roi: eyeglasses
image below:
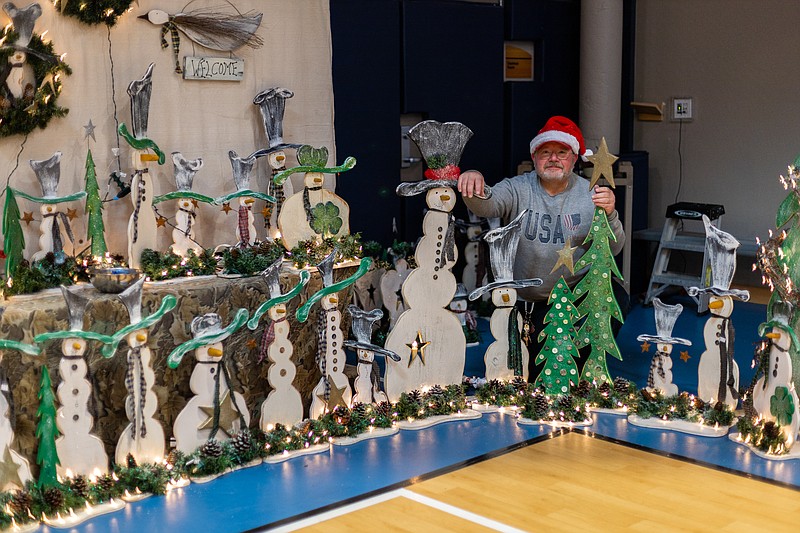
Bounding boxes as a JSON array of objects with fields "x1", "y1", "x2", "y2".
[{"x1": 536, "y1": 148, "x2": 573, "y2": 160}]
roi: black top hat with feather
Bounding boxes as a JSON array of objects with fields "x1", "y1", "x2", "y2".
[
  {"x1": 397, "y1": 120, "x2": 473, "y2": 197},
  {"x1": 343, "y1": 305, "x2": 400, "y2": 361}
]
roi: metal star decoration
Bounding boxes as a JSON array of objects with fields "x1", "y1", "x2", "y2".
[
  {"x1": 261, "y1": 206, "x2": 271, "y2": 219},
  {"x1": 0, "y1": 446, "x2": 24, "y2": 491},
  {"x1": 198, "y1": 390, "x2": 240, "y2": 437},
  {"x1": 221, "y1": 203, "x2": 232, "y2": 214},
  {"x1": 680, "y1": 351, "x2": 691, "y2": 362},
  {"x1": 156, "y1": 216, "x2": 167, "y2": 228},
  {"x1": 83, "y1": 119, "x2": 96, "y2": 142},
  {"x1": 245, "y1": 338, "x2": 258, "y2": 350},
  {"x1": 640, "y1": 340, "x2": 651, "y2": 352},
  {"x1": 66, "y1": 207, "x2": 78, "y2": 221},
  {"x1": 586, "y1": 137, "x2": 618, "y2": 189},
  {"x1": 550, "y1": 237, "x2": 577, "y2": 274},
  {"x1": 406, "y1": 330, "x2": 430, "y2": 367},
  {"x1": 21, "y1": 212, "x2": 34, "y2": 225},
  {"x1": 317, "y1": 378, "x2": 348, "y2": 411}
]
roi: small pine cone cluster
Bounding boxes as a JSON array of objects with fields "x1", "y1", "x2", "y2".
[
  {"x1": 201, "y1": 439, "x2": 223, "y2": 458},
  {"x1": 511, "y1": 376, "x2": 528, "y2": 393},
  {"x1": 613, "y1": 377, "x2": 630, "y2": 396},
  {"x1": 167, "y1": 449, "x2": 185, "y2": 467},
  {"x1": 70, "y1": 475, "x2": 90, "y2": 499},
  {"x1": 532, "y1": 394, "x2": 549, "y2": 417},
  {"x1": 351, "y1": 402, "x2": 369, "y2": 419},
  {"x1": 574, "y1": 380, "x2": 592, "y2": 398},
  {"x1": 231, "y1": 430, "x2": 252, "y2": 456},
  {"x1": 375, "y1": 401, "x2": 392, "y2": 418},
  {"x1": 556, "y1": 394, "x2": 575, "y2": 411},
  {"x1": 43, "y1": 486, "x2": 65, "y2": 510},
  {"x1": 97, "y1": 473, "x2": 115, "y2": 493},
  {"x1": 334, "y1": 406, "x2": 352, "y2": 427},
  {"x1": 9, "y1": 490, "x2": 32, "y2": 515},
  {"x1": 598, "y1": 382, "x2": 612, "y2": 396}
]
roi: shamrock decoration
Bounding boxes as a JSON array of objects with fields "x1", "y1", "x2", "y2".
[
  {"x1": 310, "y1": 201, "x2": 343, "y2": 235},
  {"x1": 770, "y1": 386, "x2": 795, "y2": 427},
  {"x1": 297, "y1": 145, "x2": 328, "y2": 167}
]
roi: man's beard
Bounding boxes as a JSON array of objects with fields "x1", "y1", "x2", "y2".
[{"x1": 538, "y1": 163, "x2": 569, "y2": 181}]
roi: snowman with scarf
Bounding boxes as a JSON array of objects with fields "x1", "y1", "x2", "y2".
[
  {"x1": 345, "y1": 305, "x2": 400, "y2": 404},
  {"x1": 636, "y1": 298, "x2": 691, "y2": 397}
]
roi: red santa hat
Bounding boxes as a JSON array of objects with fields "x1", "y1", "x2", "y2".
[{"x1": 529, "y1": 116, "x2": 593, "y2": 161}]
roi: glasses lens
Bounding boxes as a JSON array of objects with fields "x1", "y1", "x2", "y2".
[{"x1": 537, "y1": 149, "x2": 571, "y2": 160}]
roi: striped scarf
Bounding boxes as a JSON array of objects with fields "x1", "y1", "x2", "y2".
[
  {"x1": 316, "y1": 308, "x2": 331, "y2": 400},
  {"x1": 160, "y1": 20, "x2": 182, "y2": 74},
  {"x1": 43, "y1": 211, "x2": 74, "y2": 254},
  {"x1": 507, "y1": 309, "x2": 523, "y2": 376},
  {"x1": 125, "y1": 345, "x2": 148, "y2": 439},
  {"x1": 237, "y1": 204, "x2": 251, "y2": 246},
  {"x1": 208, "y1": 358, "x2": 248, "y2": 440},
  {"x1": 303, "y1": 185, "x2": 323, "y2": 225},
  {"x1": 647, "y1": 350, "x2": 667, "y2": 390},
  {"x1": 258, "y1": 316, "x2": 286, "y2": 364},
  {"x1": 179, "y1": 205, "x2": 195, "y2": 237},
  {"x1": 131, "y1": 171, "x2": 146, "y2": 243}
]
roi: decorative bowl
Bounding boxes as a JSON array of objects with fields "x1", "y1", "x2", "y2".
[{"x1": 90, "y1": 268, "x2": 140, "y2": 294}]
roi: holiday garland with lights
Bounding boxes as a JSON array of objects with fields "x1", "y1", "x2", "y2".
[{"x1": 54, "y1": 0, "x2": 134, "y2": 26}]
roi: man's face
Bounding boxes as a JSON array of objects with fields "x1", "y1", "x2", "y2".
[{"x1": 533, "y1": 141, "x2": 578, "y2": 182}]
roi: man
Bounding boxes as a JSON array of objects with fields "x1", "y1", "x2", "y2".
[{"x1": 457, "y1": 115, "x2": 626, "y2": 380}]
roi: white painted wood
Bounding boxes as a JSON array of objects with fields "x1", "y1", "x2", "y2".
[
  {"x1": 171, "y1": 198, "x2": 199, "y2": 256},
  {"x1": 32, "y1": 203, "x2": 71, "y2": 262},
  {"x1": 353, "y1": 264, "x2": 384, "y2": 312},
  {"x1": 127, "y1": 161, "x2": 158, "y2": 270},
  {"x1": 56, "y1": 338, "x2": 108, "y2": 477},
  {"x1": 352, "y1": 348, "x2": 388, "y2": 405},
  {"x1": 384, "y1": 188, "x2": 466, "y2": 401},
  {"x1": 628, "y1": 414, "x2": 733, "y2": 437},
  {"x1": 461, "y1": 225, "x2": 483, "y2": 293},
  {"x1": 172, "y1": 340, "x2": 251, "y2": 454},
  {"x1": 394, "y1": 409, "x2": 481, "y2": 429},
  {"x1": 752, "y1": 326, "x2": 800, "y2": 449},
  {"x1": 278, "y1": 173, "x2": 350, "y2": 249},
  {"x1": 484, "y1": 289, "x2": 529, "y2": 382},
  {"x1": 380, "y1": 259, "x2": 410, "y2": 328},
  {"x1": 0, "y1": 379, "x2": 31, "y2": 491},
  {"x1": 647, "y1": 344, "x2": 678, "y2": 397},
  {"x1": 115, "y1": 330, "x2": 166, "y2": 464},
  {"x1": 308, "y1": 295, "x2": 352, "y2": 419},
  {"x1": 260, "y1": 305, "x2": 303, "y2": 429},
  {"x1": 696, "y1": 296, "x2": 739, "y2": 409},
  {"x1": 183, "y1": 56, "x2": 245, "y2": 81}
]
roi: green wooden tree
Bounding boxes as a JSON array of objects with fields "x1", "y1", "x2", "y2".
[
  {"x1": 2, "y1": 187, "x2": 24, "y2": 279},
  {"x1": 573, "y1": 207, "x2": 624, "y2": 384},
  {"x1": 84, "y1": 148, "x2": 107, "y2": 257},
  {"x1": 534, "y1": 276, "x2": 582, "y2": 395},
  {"x1": 36, "y1": 365, "x2": 60, "y2": 489}
]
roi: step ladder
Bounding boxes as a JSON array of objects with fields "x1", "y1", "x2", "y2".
[{"x1": 644, "y1": 203, "x2": 725, "y2": 312}]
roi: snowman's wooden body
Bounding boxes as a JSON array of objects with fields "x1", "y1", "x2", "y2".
[
  {"x1": 33, "y1": 203, "x2": 70, "y2": 261},
  {"x1": 309, "y1": 295, "x2": 352, "y2": 419},
  {"x1": 648, "y1": 345, "x2": 678, "y2": 397},
  {"x1": 278, "y1": 172, "x2": 350, "y2": 250},
  {"x1": 380, "y1": 259, "x2": 410, "y2": 328},
  {"x1": 173, "y1": 341, "x2": 251, "y2": 453},
  {"x1": 697, "y1": 296, "x2": 739, "y2": 408},
  {"x1": 127, "y1": 150, "x2": 158, "y2": 270},
  {"x1": 237, "y1": 197, "x2": 257, "y2": 247},
  {"x1": 116, "y1": 330, "x2": 166, "y2": 464},
  {"x1": 353, "y1": 264, "x2": 385, "y2": 312},
  {"x1": 56, "y1": 338, "x2": 108, "y2": 477},
  {"x1": 484, "y1": 288, "x2": 528, "y2": 381},
  {"x1": 384, "y1": 187, "x2": 465, "y2": 402},
  {"x1": 753, "y1": 328, "x2": 800, "y2": 448},
  {"x1": 172, "y1": 197, "x2": 198, "y2": 256},
  {"x1": 352, "y1": 348, "x2": 388, "y2": 405},
  {"x1": 461, "y1": 225, "x2": 483, "y2": 294},
  {"x1": 260, "y1": 304, "x2": 303, "y2": 429}
]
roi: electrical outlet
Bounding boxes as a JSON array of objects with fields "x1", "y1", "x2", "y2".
[{"x1": 671, "y1": 97, "x2": 693, "y2": 121}]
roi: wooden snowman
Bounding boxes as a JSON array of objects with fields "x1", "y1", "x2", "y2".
[
  {"x1": 0, "y1": 3, "x2": 40, "y2": 105},
  {"x1": 274, "y1": 145, "x2": 356, "y2": 250},
  {"x1": 636, "y1": 298, "x2": 691, "y2": 397},
  {"x1": 379, "y1": 255, "x2": 411, "y2": 328},
  {"x1": 353, "y1": 260, "x2": 385, "y2": 313},
  {"x1": 229, "y1": 150, "x2": 260, "y2": 247},
  {"x1": 168, "y1": 309, "x2": 251, "y2": 453},
  {"x1": 468, "y1": 210, "x2": 542, "y2": 381},
  {"x1": 449, "y1": 283, "x2": 480, "y2": 346},
  {"x1": 29, "y1": 152, "x2": 80, "y2": 261},
  {"x1": 296, "y1": 251, "x2": 372, "y2": 419},
  {"x1": 383, "y1": 120, "x2": 472, "y2": 401},
  {"x1": 121, "y1": 63, "x2": 165, "y2": 270},
  {"x1": 246, "y1": 258, "x2": 310, "y2": 430},
  {"x1": 170, "y1": 152, "x2": 204, "y2": 256},
  {"x1": 459, "y1": 211, "x2": 487, "y2": 295},
  {"x1": 101, "y1": 278, "x2": 177, "y2": 464},
  {"x1": 251, "y1": 87, "x2": 300, "y2": 239},
  {"x1": 752, "y1": 303, "x2": 800, "y2": 449},
  {"x1": 688, "y1": 215, "x2": 750, "y2": 409},
  {"x1": 35, "y1": 287, "x2": 113, "y2": 477},
  {"x1": 0, "y1": 339, "x2": 39, "y2": 491},
  {"x1": 344, "y1": 305, "x2": 400, "y2": 405}
]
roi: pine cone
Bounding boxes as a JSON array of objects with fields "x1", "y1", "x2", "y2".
[
  {"x1": 334, "y1": 406, "x2": 352, "y2": 426},
  {"x1": 574, "y1": 380, "x2": 592, "y2": 398},
  {"x1": 557, "y1": 394, "x2": 575, "y2": 411},
  {"x1": 231, "y1": 430, "x2": 252, "y2": 456},
  {"x1": 511, "y1": 376, "x2": 528, "y2": 393},
  {"x1": 125, "y1": 453, "x2": 137, "y2": 469},
  {"x1": 533, "y1": 394, "x2": 549, "y2": 415},
  {"x1": 70, "y1": 475, "x2": 90, "y2": 499},
  {"x1": 598, "y1": 382, "x2": 612, "y2": 396},
  {"x1": 376, "y1": 401, "x2": 392, "y2": 418},
  {"x1": 43, "y1": 487, "x2": 65, "y2": 510},
  {"x1": 167, "y1": 449, "x2": 185, "y2": 467},
  {"x1": 200, "y1": 439, "x2": 223, "y2": 458},
  {"x1": 97, "y1": 473, "x2": 115, "y2": 492},
  {"x1": 613, "y1": 377, "x2": 630, "y2": 396},
  {"x1": 694, "y1": 397, "x2": 707, "y2": 412},
  {"x1": 351, "y1": 402, "x2": 369, "y2": 419},
  {"x1": 763, "y1": 421, "x2": 781, "y2": 440},
  {"x1": 428, "y1": 385, "x2": 445, "y2": 397},
  {"x1": 408, "y1": 390, "x2": 422, "y2": 403},
  {"x1": 9, "y1": 490, "x2": 32, "y2": 515}
]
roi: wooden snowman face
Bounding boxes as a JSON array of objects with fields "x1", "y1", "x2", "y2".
[
  {"x1": 268, "y1": 303, "x2": 287, "y2": 322},
  {"x1": 239, "y1": 196, "x2": 255, "y2": 208},
  {"x1": 40, "y1": 204, "x2": 54, "y2": 216},
  {"x1": 767, "y1": 329, "x2": 793, "y2": 382},
  {"x1": 657, "y1": 343, "x2": 673, "y2": 355},
  {"x1": 304, "y1": 172, "x2": 324, "y2": 188},
  {"x1": 426, "y1": 186, "x2": 456, "y2": 212},
  {"x1": 466, "y1": 226, "x2": 482, "y2": 241},
  {"x1": 357, "y1": 348, "x2": 374, "y2": 363},
  {"x1": 179, "y1": 198, "x2": 194, "y2": 212},
  {"x1": 268, "y1": 151, "x2": 286, "y2": 169},
  {"x1": 449, "y1": 298, "x2": 467, "y2": 313},
  {"x1": 127, "y1": 330, "x2": 148, "y2": 348},
  {"x1": 62, "y1": 338, "x2": 87, "y2": 357},
  {"x1": 708, "y1": 295, "x2": 733, "y2": 317},
  {"x1": 196, "y1": 341, "x2": 224, "y2": 363},
  {"x1": 321, "y1": 293, "x2": 339, "y2": 311},
  {"x1": 492, "y1": 287, "x2": 517, "y2": 308}
]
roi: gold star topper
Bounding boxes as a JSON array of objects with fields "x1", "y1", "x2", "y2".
[
  {"x1": 198, "y1": 390, "x2": 241, "y2": 437},
  {"x1": 406, "y1": 331, "x2": 430, "y2": 368},
  {"x1": 221, "y1": 203, "x2": 232, "y2": 214},
  {"x1": 318, "y1": 378, "x2": 348, "y2": 411},
  {"x1": 21, "y1": 212, "x2": 34, "y2": 225},
  {"x1": 550, "y1": 237, "x2": 577, "y2": 274},
  {"x1": 640, "y1": 340, "x2": 651, "y2": 353},
  {"x1": 680, "y1": 351, "x2": 691, "y2": 362},
  {"x1": 587, "y1": 137, "x2": 618, "y2": 189}
]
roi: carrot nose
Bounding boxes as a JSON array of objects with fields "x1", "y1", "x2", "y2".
[
  {"x1": 208, "y1": 347, "x2": 223, "y2": 357},
  {"x1": 708, "y1": 300, "x2": 724, "y2": 310},
  {"x1": 72, "y1": 342, "x2": 82, "y2": 350},
  {"x1": 766, "y1": 332, "x2": 781, "y2": 339},
  {"x1": 136, "y1": 333, "x2": 147, "y2": 343},
  {"x1": 501, "y1": 294, "x2": 510, "y2": 303},
  {"x1": 440, "y1": 195, "x2": 451, "y2": 202}
]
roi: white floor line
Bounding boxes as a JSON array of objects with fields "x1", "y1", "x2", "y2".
[
  {"x1": 397, "y1": 488, "x2": 528, "y2": 533},
  {"x1": 266, "y1": 489, "x2": 405, "y2": 532}
]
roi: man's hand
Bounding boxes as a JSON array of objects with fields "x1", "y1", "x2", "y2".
[
  {"x1": 457, "y1": 170, "x2": 485, "y2": 198},
  {"x1": 591, "y1": 186, "x2": 616, "y2": 215}
]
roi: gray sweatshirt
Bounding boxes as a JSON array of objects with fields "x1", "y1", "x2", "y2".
[{"x1": 463, "y1": 171, "x2": 625, "y2": 301}]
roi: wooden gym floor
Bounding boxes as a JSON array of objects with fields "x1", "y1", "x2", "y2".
[{"x1": 282, "y1": 431, "x2": 800, "y2": 532}]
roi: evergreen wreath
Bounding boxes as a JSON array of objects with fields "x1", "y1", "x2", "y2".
[
  {"x1": 55, "y1": 0, "x2": 134, "y2": 26},
  {"x1": 0, "y1": 29, "x2": 71, "y2": 138}
]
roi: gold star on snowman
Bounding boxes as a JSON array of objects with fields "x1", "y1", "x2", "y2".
[
  {"x1": 317, "y1": 378, "x2": 348, "y2": 411},
  {"x1": 550, "y1": 237, "x2": 577, "y2": 274},
  {"x1": 198, "y1": 391, "x2": 241, "y2": 437},
  {"x1": 587, "y1": 137, "x2": 618, "y2": 189},
  {"x1": 640, "y1": 340, "x2": 651, "y2": 353},
  {"x1": 406, "y1": 331, "x2": 430, "y2": 367}
]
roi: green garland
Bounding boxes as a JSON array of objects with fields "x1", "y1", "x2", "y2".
[
  {"x1": 221, "y1": 242, "x2": 285, "y2": 276},
  {"x1": 634, "y1": 390, "x2": 736, "y2": 427},
  {"x1": 0, "y1": 29, "x2": 71, "y2": 138},
  {"x1": 287, "y1": 233, "x2": 364, "y2": 268},
  {"x1": 393, "y1": 384, "x2": 468, "y2": 419},
  {"x1": 5, "y1": 254, "x2": 90, "y2": 296},
  {"x1": 736, "y1": 417, "x2": 789, "y2": 455},
  {"x1": 56, "y1": 0, "x2": 134, "y2": 26},
  {"x1": 573, "y1": 378, "x2": 640, "y2": 410},
  {"x1": 139, "y1": 248, "x2": 217, "y2": 281}
]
